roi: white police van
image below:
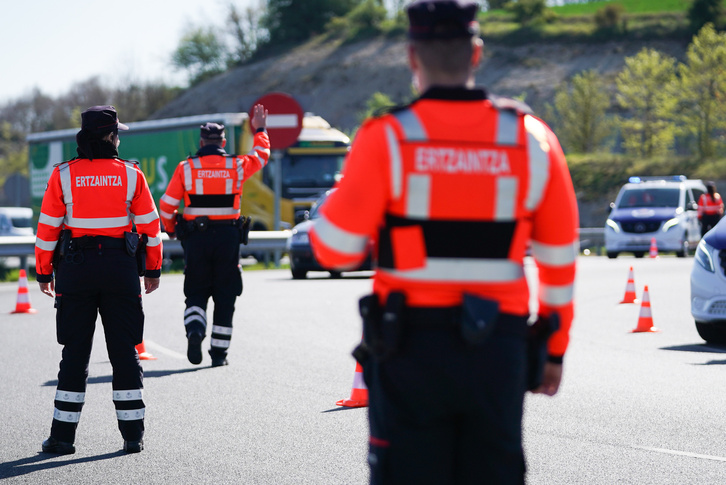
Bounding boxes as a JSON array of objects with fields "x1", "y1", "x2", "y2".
[{"x1": 604, "y1": 176, "x2": 705, "y2": 258}]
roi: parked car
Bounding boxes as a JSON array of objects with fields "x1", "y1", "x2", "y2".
[
  {"x1": 286, "y1": 189, "x2": 374, "y2": 279},
  {"x1": 604, "y1": 176, "x2": 705, "y2": 258},
  {"x1": 691, "y1": 216, "x2": 726, "y2": 343},
  {"x1": 0, "y1": 207, "x2": 34, "y2": 236}
]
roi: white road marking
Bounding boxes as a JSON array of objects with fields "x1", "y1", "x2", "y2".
[
  {"x1": 143, "y1": 339, "x2": 186, "y2": 360},
  {"x1": 632, "y1": 445, "x2": 726, "y2": 462}
]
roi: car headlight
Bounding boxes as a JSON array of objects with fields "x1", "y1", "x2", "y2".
[
  {"x1": 662, "y1": 218, "x2": 680, "y2": 231},
  {"x1": 695, "y1": 239, "x2": 715, "y2": 273},
  {"x1": 291, "y1": 231, "x2": 310, "y2": 244},
  {"x1": 606, "y1": 219, "x2": 619, "y2": 233}
]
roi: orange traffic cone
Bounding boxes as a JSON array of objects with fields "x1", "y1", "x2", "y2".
[
  {"x1": 620, "y1": 266, "x2": 638, "y2": 304},
  {"x1": 631, "y1": 285, "x2": 659, "y2": 333},
  {"x1": 135, "y1": 340, "x2": 157, "y2": 360},
  {"x1": 649, "y1": 238, "x2": 659, "y2": 258},
  {"x1": 11, "y1": 269, "x2": 37, "y2": 314},
  {"x1": 336, "y1": 361, "x2": 368, "y2": 408}
]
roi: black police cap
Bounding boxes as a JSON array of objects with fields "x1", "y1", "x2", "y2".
[
  {"x1": 81, "y1": 105, "x2": 129, "y2": 135},
  {"x1": 407, "y1": 0, "x2": 480, "y2": 40},
  {"x1": 200, "y1": 122, "x2": 226, "y2": 141}
]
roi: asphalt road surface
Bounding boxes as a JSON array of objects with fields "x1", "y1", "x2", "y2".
[{"x1": 1, "y1": 257, "x2": 726, "y2": 484}]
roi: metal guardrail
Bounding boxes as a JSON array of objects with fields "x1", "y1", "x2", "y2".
[
  {"x1": 578, "y1": 227, "x2": 605, "y2": 253},
  {"x1": 1, "y1": 228, "x2": 605, "y2": 264},
  {"x1": 0, "y1": 231, "x2": 292, "y2": 270}
]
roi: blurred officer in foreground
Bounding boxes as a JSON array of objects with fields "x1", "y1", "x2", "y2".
[
  {"x1": 698, "y1": 181, "x2": 723, "y2": 237},
  {"x1": 159, "y1": 105, "x2": 269, "y2": 367},
  {"x1": 35, "y1": 106, "x2": 163, "y2": 455},
  {"x1": 310, "y1": 1, "x2": 578, "y2": 483}
]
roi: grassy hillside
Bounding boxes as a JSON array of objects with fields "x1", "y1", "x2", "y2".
[
  {"x1": 480, "y1": 0, "x2": 696, "y2": 43},
  {"x1": 550, "y1": 0, "x2": 692, "y2": 15}
]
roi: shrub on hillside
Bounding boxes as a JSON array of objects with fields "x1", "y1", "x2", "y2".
[
  {"x1": 595, "y1": 4, "x2": 627, "y2": 34},
  {"x1": 505, "y1": 0, "x2": 549, "y2": 26},
  {"x1": 688, "y1": 0, "x2": 726, "y2": 33},
  {"x1": 325, "y1": 0, "x2": 387, "y2": 41}
]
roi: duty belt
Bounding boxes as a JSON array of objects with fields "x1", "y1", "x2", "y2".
[
  {"x1": 70, "y1": 235, "x2": 125, "y2": 250},
  {"x1": 205, "y1": 219, "x2": 239, "y2": 226},
  {"x1": 404, "y1": 306, "x2": 529, "y2": 338}
]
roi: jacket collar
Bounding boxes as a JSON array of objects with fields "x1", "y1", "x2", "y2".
[
  {"x1": 196, "y1": 144, "x2": 228, "y2": 157},
  {"x1": 418, "y1": 86, "x2": 488, "y2": 101}
]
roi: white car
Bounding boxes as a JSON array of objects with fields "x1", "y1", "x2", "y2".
[
  {"x1": 0, "y1": 207, "x2": 34, "y2": 236},
  {"x1": 691, "y1": 216, "x2": 726, "y2": 343},
  {"x1": 605, "y1": 176, "x2": 705, "y2": 258}
]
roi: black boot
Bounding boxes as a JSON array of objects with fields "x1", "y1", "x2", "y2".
[
  {"x1": 123, "y1": 439, "x2": 144, "y2": 453},
  {"x1": 209, "y1": 349, "x2": 228, "y2": 367},
  {"x1": 187, "y1": 332, "x2": 203, "y2": 365},
  {"x1": 42, "y1": 436, "x2": 75, "y2": 455}
]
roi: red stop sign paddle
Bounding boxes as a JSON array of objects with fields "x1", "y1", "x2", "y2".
[{"x1": 250, "y1": 92, "x2": 304, "y2": 150}]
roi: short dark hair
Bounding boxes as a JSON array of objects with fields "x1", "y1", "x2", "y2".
[{"x1": 412, "y1": 37, "x2": 477, "y2": 78}]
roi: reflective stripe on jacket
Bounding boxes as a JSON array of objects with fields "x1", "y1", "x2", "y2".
[
  {"x1": 698, "y1": 193, "x2": 724, "y2": 217},
  {"x1": 35, "y1": 157, "x2": 163, "y2": 277},
  {"x1": 158, "y1": 131, "x2": 270, "y2": 232},
  {"x1": 309, "y1": 87, "x2": 578, "y2": 357}
]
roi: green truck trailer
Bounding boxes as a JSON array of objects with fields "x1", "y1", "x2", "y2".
[{"x1": 27, "y1": 112, "x2": 350, "y2": 231}]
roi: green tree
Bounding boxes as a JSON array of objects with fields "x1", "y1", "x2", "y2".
[
  {"x1": 172, "y1": 27, "x2": 228, "y2": 85},
  {"x1": 615, "y1": 48, "x2": 678, "y2": 158},
  {"x1": 227, "y1": 3, "x2": 266, "y2": 65},
  {"x1": 547, "y1": 70, "x2": 611, "y2": 154},
  {"x1": 688, "y1": 0, "x2": 726, "y2": 33},
  {"x1": 263, "y1": 0, "x2": 363, "y2": 45},
  {"x1": 676, "y1": 24, "x2": 726, "y2": 159}
]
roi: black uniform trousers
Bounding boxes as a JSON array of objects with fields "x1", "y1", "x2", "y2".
[
  {"x1": 51, "y1": 243, "x2": 145, "y2": 443},
  {"x1": 181, "y1": 224, "x2": 242, "y2": 358},
  {"x1": 363, "y1": 315, "x2": 528, "y2": 485},
  {"x1": 700, "y1": 214, "x2": 721, "y2": 237}
]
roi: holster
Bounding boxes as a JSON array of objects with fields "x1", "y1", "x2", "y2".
[
  {"x1": 527, "y1": 313, "x2": 560, "y2": 390},
  {"x1": 175, "y1": 213, "x2": 189, "y2": 240},
  {"x1": 53, "y1": 229, "x2": 72, "y2": 268},
  {"x1": 124, "y1": 231, "x2": 140, "y2": 256},
  {"x1": 124, "y1": 232, "x2": 148, "y2": 276},
  {"x1": 239, "y1": 216, "x2": 251, "y2": 245},
  {"x1": 356, "y1": 292, "x2": 405, "y2": 363}
]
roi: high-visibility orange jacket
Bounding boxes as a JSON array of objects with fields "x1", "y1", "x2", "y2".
[
  {"x1": 158, "y1": 131, "x2": 270, "y2": 233},
  {"x1": 35, "y1": 157, "x2": 163, "y2": 279},
  {"x1": 310, "y1": 88, "x2": 578, "y2": 358},
  {"x1": 698, "y1": 193, "x2": 723, "y2": 218}
]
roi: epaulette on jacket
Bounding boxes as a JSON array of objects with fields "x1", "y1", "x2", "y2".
[
  {"x1": 54, "y1": 157, "x2": 80, "y2": 168},
  {"x1": 54, "y1": 157, "x2": 139, "y2": 167},
  {"x1": 487, "y1": 94, "x2": 533, "y2": 116}
]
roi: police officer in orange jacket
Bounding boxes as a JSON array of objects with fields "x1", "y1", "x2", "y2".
[
  {"x1": 310, "y1": 1, "x2": 578, "y2": 483},
  {"x1": 35, "y1": 106, "x2": 163, "y2": 455},
  {"x1": 159, "y1": 105, "x2": 270, "y2": 367},
  {"x1": 698, "y1": 181, "x2": 723, "y2": 237}
]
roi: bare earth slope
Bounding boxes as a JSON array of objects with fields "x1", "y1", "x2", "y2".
[
  {"x1": 151, "y1": 36, "x2": 690, "y2": 227},
  {"x1": 152, "y1": 36, "x2": 690, "y2": 133}
]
